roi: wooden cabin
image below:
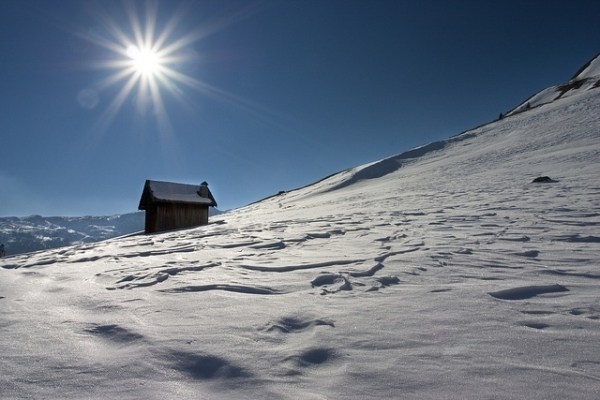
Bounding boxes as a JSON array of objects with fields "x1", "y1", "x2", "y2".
[{"x1": 138, "y1": 180, "x2": 217, "y2": 234}]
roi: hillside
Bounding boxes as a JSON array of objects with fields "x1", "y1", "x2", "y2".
[
  {"x1": 1, "y1": 55, "x2": 599, "y2": 399},
  {"x1": 507, "y1": 52, "x2": 600, "y2": 115}
]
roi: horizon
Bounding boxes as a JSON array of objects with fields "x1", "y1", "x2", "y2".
[{"x1": 1, "y1": 0, "x2": 600, "y2": 217}]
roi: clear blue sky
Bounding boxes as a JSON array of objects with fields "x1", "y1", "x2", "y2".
[{"x1": 1, "y1": 0, "x2": 599, "y2": 216}]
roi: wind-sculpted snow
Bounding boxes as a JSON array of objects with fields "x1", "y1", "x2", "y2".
[
  {"x1": 488, "y1": 284, "x2": 569, "y2": 300},
  {"x1": 321, "y1": 141, "x2": 447, "y2": 192},
  {"x1": 1, "y1": 67, "x2": 600, "y2": 399}
]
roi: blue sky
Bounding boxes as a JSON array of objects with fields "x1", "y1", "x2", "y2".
[{"x1": 1, "y1": 0, "x2": 599, "y2": 216}]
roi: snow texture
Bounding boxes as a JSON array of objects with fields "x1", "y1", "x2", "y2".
[{"x1": 1, "y1": 56, "x2": 600, "y2": 399}]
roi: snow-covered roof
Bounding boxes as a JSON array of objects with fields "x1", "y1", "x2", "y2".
[{"x1": 138, "y1": 180, "x2": 217, "y2": 209}]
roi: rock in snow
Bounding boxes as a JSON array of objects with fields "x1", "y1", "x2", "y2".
[
  {"x1": 1, "y1": 55, "x2": 600, "y2": 399},
  {"x1": 531, "y1": 176, "x2": 556, "y2": 183}
]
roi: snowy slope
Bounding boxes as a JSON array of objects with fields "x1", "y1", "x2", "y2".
[
  {"x1": 507, "y1": 53, "x2": 600, "y2": 115},
  {"x1": 1, "y1": 57, "x2": 600, "y2": 399}
]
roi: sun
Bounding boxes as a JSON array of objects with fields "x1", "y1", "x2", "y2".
[
  {"x1": 126, "y1": 45, "x2": 162, "y2": 77},
  {"x1": 80, "y1": 1, "x2": 265, "y2": 138},
  {"x1": 79, "y1": 1, "x2": 206, "y2": 136}
]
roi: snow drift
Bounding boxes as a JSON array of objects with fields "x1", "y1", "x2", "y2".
[{"x1": 1, "y1": 54, "x2": 600, "y2": 400}]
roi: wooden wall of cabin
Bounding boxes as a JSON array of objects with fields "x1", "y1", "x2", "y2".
[
  {"x1": 152, "y1": 203, "x2": 209, "y2": 233},
  {"x1": 145, "y1": 206, "x2": 157, "y2": 233}
]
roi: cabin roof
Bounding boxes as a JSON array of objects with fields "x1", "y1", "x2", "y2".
[{"x1": 138, "y1": 180, "x2": 217, "y2": 210}]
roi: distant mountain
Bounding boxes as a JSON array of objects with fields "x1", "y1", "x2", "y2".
[
  {"x1": 0, "y1": 213, "x2": 145, "y2": 256},
  {"x1": 0, "y1": 208, "x2": 223, "y2": 256}
]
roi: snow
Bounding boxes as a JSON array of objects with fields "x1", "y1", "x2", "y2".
[
  {"x1": 142, "y1": 180, "x2": 216, "y2": 206},
  {"x1": 577, "y1": 53, "x2": 600, "y2": 79},
  {"x1": 507, "y1": 54, "x2": 600, "y2": 116},
  {"x1": 1, "y1": 70, "x2": 600, "y2": 399}
]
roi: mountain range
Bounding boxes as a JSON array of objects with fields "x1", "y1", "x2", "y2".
[
  {"x1": 0, "y1": 208, "x2": 223, "y2": 257},
  {"x1": 0, "y1": 213, "x2": 145, "y2": 256}
]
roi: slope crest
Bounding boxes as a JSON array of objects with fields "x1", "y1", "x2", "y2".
[
  {"x1": 268, "y1": 53, "x2": 599, "y2": 201},
  {"x1": 508, "y1": 53, "x2": 600, "y2": 115}
]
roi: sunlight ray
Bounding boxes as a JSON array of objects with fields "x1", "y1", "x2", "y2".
[
  {"x1": 124, "y1": 2, "x2": 144, "y2": 52},
  {"x1": 92, "y1": 72, "x2": 140, "y2": 138},
  {"x1": 152, "y1": 3, "x2": 188, "y2": 51},
  {"x1": 94, "y1": 67, "x2": 136, "y2": 91},
  {"x1": 144, "y1": 1, "x2": 158, "y2": 52},
  {"x1": 148, "y1": 75, "x2": 173, "y2": 137},
  {"x1": 91, "y1": 4, "x2": 134, "y2": 51}
]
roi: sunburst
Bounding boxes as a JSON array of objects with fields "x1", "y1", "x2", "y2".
[
  {"x1": 79, "y1": 1, "x2": 261, "y2": 138},
  {"x1": 77, "y1": 2, "x2": 174, "y2": 135},
  {"x1": 78, "y1": 0, "x2": 284, "y2": 146}
]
